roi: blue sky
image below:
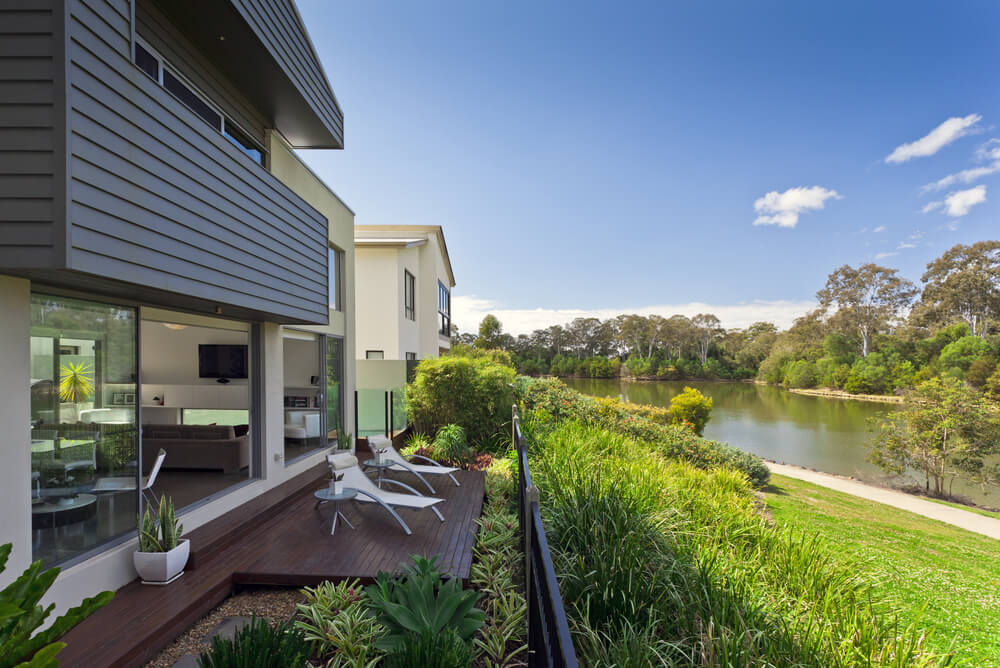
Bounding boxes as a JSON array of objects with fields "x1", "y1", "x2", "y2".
[{"x1": 296, "y1": 0, "x2": 1000, "y2": 334}]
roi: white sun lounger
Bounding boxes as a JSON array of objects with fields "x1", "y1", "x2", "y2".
[
  {"x1": 368, "y1": 436, "x2": 461, "y2": 494},
  {"x1": 327, "y1": 454, "x2": 444, "y2": 535}
]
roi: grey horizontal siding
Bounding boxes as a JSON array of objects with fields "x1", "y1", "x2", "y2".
[
  {"x1": 0, "y1": 1, "x2": 62, "y2": 268},
  {"x1": 64, "y1": 0, "x2": 329, "y2": 324},
  {"x1": 230, "y1": 0, "x2": 343, "y2": 147}
]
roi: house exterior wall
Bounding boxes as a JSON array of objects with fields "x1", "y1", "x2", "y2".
[
  {"x1": 419, "y1": 234, "x2": 453, "y2": 356},
  {"x1": 398, "y1": 245, "x2": 421, "y2": 358},
  {"x1": 355, "y1": 247, "x2": 401, "y2": 359},
  {"x1": 0, "y1": 0, "x2": 333, "y2": 325}
]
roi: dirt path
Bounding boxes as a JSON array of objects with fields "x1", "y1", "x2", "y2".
[{"x1": 766, "y1": 462, "x2": 1000, "y2": 541}]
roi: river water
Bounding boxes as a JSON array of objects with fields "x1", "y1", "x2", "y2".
[{"x1": 562, "y1": 378, "x2": 995, "y2": 506}]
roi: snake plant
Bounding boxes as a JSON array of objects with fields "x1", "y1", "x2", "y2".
[{"x1": 138, "y1": 496, "x2": 183, "y2": 552}]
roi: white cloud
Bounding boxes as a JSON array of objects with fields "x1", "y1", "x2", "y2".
[
  {"x1": 885, "y1": 114, "x2": 981, "y2": 164},
  {"x1": 897, "y1": 242, "x2": 916, "y2": 249},
  {"x1": 922, "y1": 186, "x2": 986, "y2": 217},
  {"x1": 752, "y1": 186, "x2": 842, "y2": 228},
  {"x1": 452, "y1": 295, "x2": 817, "y2": 336},
  {"x1": 874, "y1": 252, "x2": 899, "y2": 260},
  {"x1": 910, "y1": 230, "x2": 925, "y2": 240},
  {"x1": 872, "y1": 225, "x2": 887, "y2": 233},
  {"x1": 922, "y1": 138, "x2": 1000, "y2": 192}
]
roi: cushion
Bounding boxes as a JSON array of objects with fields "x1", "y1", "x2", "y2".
[{"x1": 327, "y1": 453, "x2": 357, "y2": 470}]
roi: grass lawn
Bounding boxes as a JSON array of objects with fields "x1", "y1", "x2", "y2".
[
  {"x1": 762, "y1": 473, "x2": 1000, "y2": 667},
  {"x1": 923, "y1": 495, "x2": 1000, "y2": 520}
]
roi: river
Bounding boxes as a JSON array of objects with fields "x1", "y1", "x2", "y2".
[{"x1": 562, "y1": 378, "x2": 996, "y2": 506}]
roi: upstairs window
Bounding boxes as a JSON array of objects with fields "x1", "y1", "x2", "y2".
[
  {"x1": 328, "y1": 247, "x2": 344, "y2": 311},
  {"x1": 404, "y1": 270, "x2": 416, "y2": 321},
  {"x1": 438, "y1": 281, "x2": 451, "y2": 336},
  {"x1": 133, "y1": 39, "x2": 266, "y2": 166},
  {"x1": 366, "y1": 350, "x2": 384, "y2": 360}
]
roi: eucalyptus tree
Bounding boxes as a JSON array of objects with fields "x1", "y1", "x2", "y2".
[
  {"x1": 920, "y1": 241, "x2": 1000, "y2": 338},
  {"x1": 691, "y1": 313, "x2": 723, "y2": 366},
  {"x1": 817, "y1": 264, "x2": 918, "y2": 357}
]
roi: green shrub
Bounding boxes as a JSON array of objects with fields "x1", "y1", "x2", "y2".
[
  {"x1": 0, "y1": 543, "x2": 113, "y2": 668},
  {"x1": 294, "y1": 579, "x2": 384, "y2": 667},
  {"x1": 784, "y1": 359, "x2": 818, "y2": 389},
  {"x1": 406, "y1": 356, "x2": 515, "y2": 447},
  {"x1": 434, "y1": 424, "x2": 471, "y2": 464},
  {"x1": 365, "y1": 556, "x2": 485, "y2": 652},
  {"x1": 624, "y1": 355, "x2": 655, "y2": 377},
  {"x1": 966, "y1": 356, "x2": 997, "y2": 388},
  {"x1": 383, "y1": 627, "x2": 472, "y2": 668},
  {"x1": 197, "y1": 616, "x2": 310, "y2": 668},
  {"x1": 939, "y1": 335, "x2": 993, "y2": 373},
  {"x1": 521, "y1": 377, "x2": 768, "y2": 485},
  {"x1": 667, "y1": 386, "x2": 713, "y2": 435}
]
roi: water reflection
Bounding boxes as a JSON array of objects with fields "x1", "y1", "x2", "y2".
[{"x1": 563, "y1": 378, "x2": 996, "y2": 506}]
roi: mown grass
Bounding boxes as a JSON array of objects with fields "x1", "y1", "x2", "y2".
[
  {"x1": 525, "y1": 416, "x2": 962, "y2": 667},
  {"x1": 922, "y1": 495, "x2": 1000, "y2": 520},
  {"x1": 762, "y1": 473, "x2": 1000, "y2": 667}
]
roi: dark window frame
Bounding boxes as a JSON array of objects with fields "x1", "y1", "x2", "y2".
[
  {"x1": 404, "y1": 270, "x2": 416, "y2": 321},
  {"x1": 438, "y1": 281, "x2": 451, "y2": 337},
  {"x1": 132, "y1": 38, "x2": 268, "y2": 167},
  {"x1": 365, "y1": 350, "x2": 384, "y2": 360},
  {"x1": 328, "y1": 247, "x2": 343, "y2": 311}
]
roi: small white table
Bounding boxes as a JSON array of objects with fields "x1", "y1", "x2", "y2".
[{"x1": 313, "y1": 487, "x2": 357, "y2": 535}]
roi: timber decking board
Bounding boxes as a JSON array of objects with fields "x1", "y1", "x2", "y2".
[{"x1": 58, "y1": 467, "x2": 485, "y2": 668}]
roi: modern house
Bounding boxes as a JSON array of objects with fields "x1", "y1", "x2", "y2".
[
  {"x1": 0, "y1": 0, "x2": 355, "y2": 617},
  {"x1": 354, "y1": 225, "x2": 456, "y2": 362}
]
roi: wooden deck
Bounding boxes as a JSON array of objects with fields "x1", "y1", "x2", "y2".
[{"x1": 59, "y1": 463, "x2": 486, "y2": 667}]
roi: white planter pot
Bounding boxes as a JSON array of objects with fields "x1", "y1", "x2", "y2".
[{"x1": 134, "y1": 539, "x2": 190, "y2": 585}]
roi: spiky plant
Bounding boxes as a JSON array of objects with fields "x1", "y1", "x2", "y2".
[
  {"x1": 138, "y1": 496, "x2": 183, "y2": 552},
  {"x1": 58, "y1": 361, "x2": 94, "y2": 403},
  {"x1": 0, "y1": 543, "x2": 113, "y2": 668}
]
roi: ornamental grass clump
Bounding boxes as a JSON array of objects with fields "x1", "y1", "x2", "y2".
[
  {"x1": 197, "y1": 616, "x2": 309, "y2": 668},
  {"x1": 529, "y1": 420, "x2": 959, "y2": 667},
  {"x1": 294, "y1": 579, "x2": 384, "y2": 668}
]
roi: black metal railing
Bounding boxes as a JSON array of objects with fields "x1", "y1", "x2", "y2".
[{"x1": 513, "y1": 407, "x2": 578, "y2": 668}]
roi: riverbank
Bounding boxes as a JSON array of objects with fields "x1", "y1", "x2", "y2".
[
  {"x1": 781, "y1": 386, "x2": 904, "y2": 403},
  {"x1": 765, "y1": 461, "x2": 1000, "y2": 539},
  {"x1": 762, "y1": 472, "x2": 1000, "y2": 666}
]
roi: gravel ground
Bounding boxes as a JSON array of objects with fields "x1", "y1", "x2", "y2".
[{"x1": 145, "y1": 587, "x2": 304, "y2": 668}]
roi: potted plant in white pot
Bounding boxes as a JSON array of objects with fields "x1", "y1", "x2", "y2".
[{"x1": 134, "y1": 495, "x2": 189, "y2": 585}]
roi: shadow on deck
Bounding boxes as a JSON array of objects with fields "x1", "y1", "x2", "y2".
[{"x1": 59, "y1": 463, "x2": 486, "y2": 667}]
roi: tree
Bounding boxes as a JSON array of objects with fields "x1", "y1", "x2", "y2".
[
  {"x1": 868, "y1": 376, "x2": 1000, "y2": 497},
  {"x1": 817, "y1": 264, "x2": 918, "y2": 357},
  {"x1": 921, "y1": 241, "x2": 1000, "y2": 338},
  {"x1": 474, "y1": 314, "x2": 503, "y2": 349},
  {"x1": 691, "y1": 313, "x2": 723, "y2": 366}
]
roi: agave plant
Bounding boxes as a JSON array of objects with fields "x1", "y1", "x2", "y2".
[
  {"x1": 365, "y1": 555, "x2": 484, "y2": 651},
  {"x1": 0, "y1": 543, "x2": 113, "y2": 668},
  {"x1": 138, "y1": 496, "x2": 183, "y2": 552},
  {"x1": 58, "y1": 361, "x2": 94, "y2": 403}
]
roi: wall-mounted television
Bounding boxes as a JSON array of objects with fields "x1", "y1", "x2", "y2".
[{"x1": 198, "y1": 344, "x2": 248, "y2": 379}]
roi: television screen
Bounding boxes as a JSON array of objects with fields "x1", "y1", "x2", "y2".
[{"x1": 198, "y1": 344, "x2": 248, "y2": 379}]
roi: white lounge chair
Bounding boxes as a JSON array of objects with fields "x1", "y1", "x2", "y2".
[
  {"x1": 368, "y1": 435, "x2": 461, "y2": 494},
  {"x1": 94, "y1": 448, "x2": 166, "y2": 508},
  {"x1": 327, "y1": 453, "x2": 444, "y2": 536}
]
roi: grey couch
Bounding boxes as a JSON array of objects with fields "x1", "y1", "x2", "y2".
[{"x1": 142, "y1": 424, "x2": 249, "y2": 474}]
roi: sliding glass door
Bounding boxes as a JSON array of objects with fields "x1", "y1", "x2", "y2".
[
  {"x1": 30, "y1": 294, "x2": 138, "y2": 568},
  {"x1": 326, "y1": 336, "x2": 345, "y2": 447}
]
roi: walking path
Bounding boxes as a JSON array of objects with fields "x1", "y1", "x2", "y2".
[{"x1": 766, "y1": 462, "x2": 1000, "y2": 541}]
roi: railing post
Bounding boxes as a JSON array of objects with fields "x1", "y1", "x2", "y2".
[
  {"x1": 389, "y1": 390, "x2": 394, "y2": 438},
  {"x1": 384, "y1": 391, "x2": 389, "y2": 439}
]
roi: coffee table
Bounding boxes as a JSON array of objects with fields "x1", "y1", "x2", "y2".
[
  {"x1": 363, "y1": 458, "x2": 394, "y2": 488},
  {"x1": 313, "y1": 487, "x2": 357, "y2": 535}
]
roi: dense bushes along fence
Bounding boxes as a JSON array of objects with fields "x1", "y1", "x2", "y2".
[{"x1": 524, "y1": 419, "x2": 959, "y2": 666}]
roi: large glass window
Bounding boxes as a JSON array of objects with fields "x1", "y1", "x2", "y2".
[
  {"x1": 404, "y1": 271, "x2": 416, "y2": 321},
  {"x1": 30, "y1": 294, "x2": 137, "y2": 569},
  {"x1": 283, "y1": 330, "x2": 323, "y2": 462},
  {"x1": 326, "y1": 337, "x2": 345, "y2": 448},
  {"x1": 438, "y1": 281, "x2": 451, "y2": 336},
  {"x1": 328, "y1": 247, "x2": 343, "y2": 311}
]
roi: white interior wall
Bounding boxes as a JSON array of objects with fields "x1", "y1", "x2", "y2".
[
  {"x1": 141, "y1": 321, "x2": 248, "y2": 385},
  {"x1": 282, "y1": 335, "x2": 320, "y2": 389}
]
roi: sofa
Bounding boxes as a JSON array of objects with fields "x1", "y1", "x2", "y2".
[
  {"x1": 142, "y1": 424, "x2": 249, "y2": 474},
  {"x1": 284, "y1": 410, "x2": 321, "y2": 440}
]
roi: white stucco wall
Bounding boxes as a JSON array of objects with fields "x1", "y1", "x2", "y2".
[{"x1": 354, "y1": 247, "x2": 400, "y2": 359}]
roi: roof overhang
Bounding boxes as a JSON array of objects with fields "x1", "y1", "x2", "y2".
[
  {"x1": 355, "y1": 225, "x2": 456, "y2": 287},
  {"x1": 152, "y1": 0, "x2": 344, "y2": 148}
]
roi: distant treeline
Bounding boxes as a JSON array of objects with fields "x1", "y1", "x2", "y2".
[{"x1": 455, "y1": 241, "x2": 1000, "y2": 397}]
